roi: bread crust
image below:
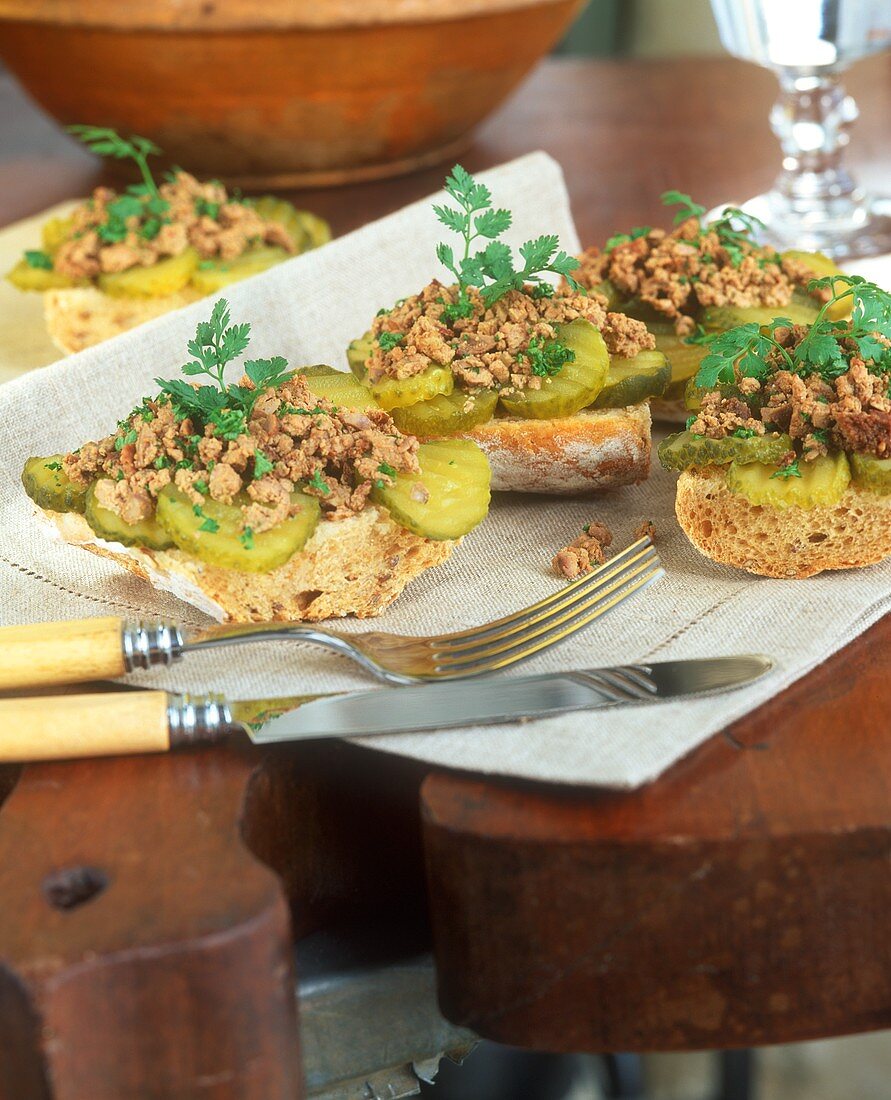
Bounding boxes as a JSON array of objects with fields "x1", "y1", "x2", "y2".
[
  {"x1": 41, "y1": 505, "x2": 455, "y2": 622},
  {"x1": 676, "y1": 466, "x2": 891, "y2": 578},
  {"x1": 44, "y1": 287, "x2": 204, "y2": 354},
  {"x1": 465, "y1": 404, "x2": 651, "y2": 494}
]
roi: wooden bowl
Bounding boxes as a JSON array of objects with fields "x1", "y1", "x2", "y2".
[{"x1": 0, "y1": 0, "x2": 585, "y2": 187}]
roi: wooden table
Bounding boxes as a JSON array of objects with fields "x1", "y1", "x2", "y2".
[{"x1": 1, "y1": 56, "x2": 891, "y2": 1098}]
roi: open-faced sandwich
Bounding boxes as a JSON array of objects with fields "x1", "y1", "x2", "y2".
[
  {"x1": 22, "y1": 299, "x2": 490, "y2": 621},
  {"x1": 658, "y1": 276, "x2": 891, "y2": 579},
  {"x1": 6, "y1": 127, "x2": 329, "y2": 355},
  {"x1": 571, "y1": 191, "x2": 850, "y2": 421},
  {"x1": 346, "y1": 166, "x2": 670, "y2": 494}
]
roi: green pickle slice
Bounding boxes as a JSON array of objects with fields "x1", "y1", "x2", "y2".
[
  {"x1": 850, "y1": 452, "x2": 891, "y2": 495},
  {"x1": 300, "y1": 365, "x2": 375, "y2": 409},
  {"x1": 21, "y1": 455, "x2": 87, "y2": 514},
  {"x1": 658, "y1": 430, "x2": 792, "y2": 471},
  {"x1": 85, "y1": 481, "x2": 173, "y2": 550},
  {"x1": 702, "y1": 301, "x2": 819, "y2": 330},
  {"x1": 6, "y1": 260, "x2": 88, "y2": 292},
  {"x1": 372, "y1": 439, "x2": 490, "y2": 541},
  {"x1": 683, "y1": 377, "x2": 759, "y2": 414},
  {"x1": 390, "y1": 388, "x2": 498, "y2": 437},
  {"x1": 99, "y1": 248, "x2": 199, "y2": 299},
  {"x1": 347, "y1": 333, "x2": 374, "y2": 381},
  {"x1": 498, "y1": 319, "x2": 609, "y2": 420},
  {"x1": 653, "y1": 334, "x2": 708, "y2": 392},
  {"x1": 727, "y1": 452, "x2": 851, "y2": 510},
  {"x1": 783, "y1": 250, "x2": 852, "y2": 320},
  {"x1": 370, "y1": 365, "x2": 454, "y2": 411},
  {"x1": 190, "y1": 246, "x2": 289, "y2": 294},
  {"x1": 157, "y1": 486, "x2": 321, "y2": 573},
  {"x1": 592, "y1": 349, "x2": 670, "y2": 409}
]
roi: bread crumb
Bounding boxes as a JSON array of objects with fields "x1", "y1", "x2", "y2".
[
  {"x1": 553, "y1": 520, "x2": 613, "y2": 579},
  {"x1": 634, "y1": 519, "x2": 656, "y2": 542}
]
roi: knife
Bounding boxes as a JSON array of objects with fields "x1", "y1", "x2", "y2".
[{"x1": 0, "y1": 655, "x2": 772, "y2": 763}]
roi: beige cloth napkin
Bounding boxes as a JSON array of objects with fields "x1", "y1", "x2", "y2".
[{"x1": 1, "y1": 151, "x2": 889, "y2": 789}]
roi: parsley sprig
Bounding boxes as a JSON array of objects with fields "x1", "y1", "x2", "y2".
[
  {"x1": 156, "y1": 299, "x2": 293, "y2": 440},
  {"x1": 433, "y1": 165, "x2": 581, "y2": 319},
  {"x1": 658, "y1": 191, "x2": 767, "y2": 267},
  {"x1": 693, "y1": 277, "x2": 891, "y2": 390},
  {"x1": 68, "y1": 125, "x2": 172, "y2": 243},
  {"x1": 69, "y1": 125, "x2": 163, "y2": 197}
]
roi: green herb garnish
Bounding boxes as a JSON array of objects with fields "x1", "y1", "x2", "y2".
[
  {"x1": 377, "y1": 332, "x2": 404, "y2": 352},
  {"x1": 156, "y1": 299, "x2": 293, "y2": 440},
  {"x1": 433, "y1": 165, "x2": 581, "y2": 318},
  {"x1": 253, "y1": 450, "x2": 274, "y2": 479},
  {"x1": 307, "y1": 469, "x2": 330, "y2": 495},
  {"x1": 770, "y1": 460, "x2": 801, "y2": 479},
  {"x1": 520, "y1": 335, "x2": 576, "y2": 378},
  {"x1": 25, "y1": 250, "x2": 53, "y2": 270},
  {"x1": 693, "y1": 277, "x2": 891, "y2": 391},
  {"x1": 68, "y1": 126, "x2": 163, "y2": 197}
]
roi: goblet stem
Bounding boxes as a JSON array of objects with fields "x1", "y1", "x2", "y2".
[{"x1": 770, "y1": 69, "x2": 862, "y2": 223}]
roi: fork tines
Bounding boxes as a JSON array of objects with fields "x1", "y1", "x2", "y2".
[{"x1": 431, "y1": 537, "x2": 664, "y2": 677}]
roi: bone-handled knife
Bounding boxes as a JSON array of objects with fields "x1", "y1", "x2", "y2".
[{"x1": 0, "y1": 655, "x2": 772, "y2": 763}]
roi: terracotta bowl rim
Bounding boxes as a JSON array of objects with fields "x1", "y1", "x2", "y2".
[{"x1": 0, "y1": 0, "x2": 578, "y2": 31}]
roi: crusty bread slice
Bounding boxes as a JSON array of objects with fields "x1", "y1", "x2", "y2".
[
  {"x1": 44, "y1": 287, "x2": 205, "y2": 354},
  {"x1": 464, "y1": 403, "x2": 651, "y2": 494},
  {"x1": 41, "y1": 505, "x2": 455, "y2": 622},
  {"x1": 676, "y1": 466, "x2": 891, "y2": 578}
]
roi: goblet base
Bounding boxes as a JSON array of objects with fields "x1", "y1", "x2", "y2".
[{"x1": 706, "y1": 193, "x2": 891, "y2": 261}]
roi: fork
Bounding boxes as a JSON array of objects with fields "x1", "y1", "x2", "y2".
[{"x1": 0, "y1": 538, "x2": 662, "y2": 689}]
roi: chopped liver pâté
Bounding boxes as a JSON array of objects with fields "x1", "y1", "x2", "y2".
[
  {"x1": 553, "y1": 521, "x2": 613, "y2": 579},
  {"x1": 64, "y1": 375, "x2": 420, "y2": 534},
  {"x1": 54, "y1": 172, "x2": 296, "y2": 280},
  {"x1": 368, "y1": 280, "x2": 654, "y2": 394},
  {"x1": 572, "y1": 218, "x2": 825, "y2": 337}
]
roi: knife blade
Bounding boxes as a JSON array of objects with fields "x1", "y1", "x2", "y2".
[{"x1": 243, "y1": 655, "x2": 773, "y2": 743}]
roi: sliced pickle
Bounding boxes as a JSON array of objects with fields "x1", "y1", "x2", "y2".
[
  {"x1": 370, "y1": 364, "x2": 454, "y2": 411},
  {"x1": 246, "y1": 196, "x2": 311, "y2": 249},
  {"x1": 615, "y1": 298, "x2": 678, "y2": 334},
  {"x1": 683, "y1": 377, "x2": 760, "y2": 414},
  {"x1": 592, "y1": 349, "x2": 670, "y2": 409},
  {"x1": 653, "y1": 333, "x2": 708, "y2": 387},
  {"x1": 702, "y1": 301, "x2": 818, "y2": 330},
  {"x1": 498, "y1": 319, "x2": 609, "y2": 420},
  {"x1": 850, "y1": 452, "x2": 891, "y2": 495},
  {"x1": 727, "y1": 452, "x2": 850, "y2": 510},
  {"x1": 347, "y1": 333, "x2": 374, "y2": 381},
  {"x1": 42, "y1": 215, "x2": 75, "y2": 255},
  {"x1": 294, "y1": 210, "x2": 332, "y2": 249},
  {"x1": 371, "y1": 439, "x2": 490, "y2": 540},
  {"x1": 658, "y1": 430, "x2": 792, "y2": 472},
  {"x1": 390, "y1": 388, "x2": 498, "y2": 437},
  {"x1": 592, "y1": 279, "x2": 625, "y2": 310},
  {"x1": 190, "y1": 246, "x2": 288, "y2": 294},
  {"x1": 21, "y1": 455, "x2": 86, "y2": 514},
  {"x1": 247, "y1": 199, "x2": 331, "y2": 250},
  {"x1": 783, "y1": 250, "x2": 853, "y2": 320},
  {"x1": 6, "y1": 258, "x2": 87, "y2": 292},
  {"x1": 98, "y1": 247, "x2": 199, "y2": 299},
  {"x1": 157, "y1": 485, "x2": 321, "y2": 573},
  {"x1": 345, "y1": 330, "x2": 454, "y2": 409},
  {"x1": 85, "y1": 481, "x2": 173, "y2": 550},
  {"x1": 300, "y1": 365, "x2": 375, "y2": 409}
]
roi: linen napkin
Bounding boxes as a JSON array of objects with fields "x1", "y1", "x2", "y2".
[{"x1": 1, "y1": 151, "x2": 889, "y2": 789}]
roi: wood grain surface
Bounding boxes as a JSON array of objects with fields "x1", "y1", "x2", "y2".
[{"x1": 1, "y1": 54, "x2": 891, "y2": 1093}]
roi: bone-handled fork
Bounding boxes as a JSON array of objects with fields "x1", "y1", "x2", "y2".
[{"x1": 0, "y1": 538, "x2": 662, "y2": 690}]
